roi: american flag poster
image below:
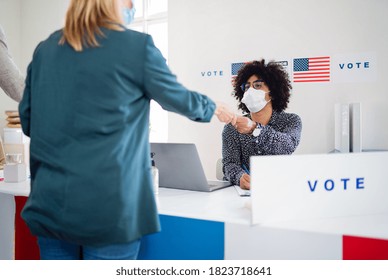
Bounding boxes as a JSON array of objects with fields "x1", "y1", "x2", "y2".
[
  {"x1": 231, "y1": 62, "x2": 245, "y2": 77},
  {"x1": 293, "y1": 56, "x2": 331, "y2": 83}
]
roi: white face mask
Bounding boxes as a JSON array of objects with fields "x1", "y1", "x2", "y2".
[{"x1": 241, "y1": 87, "x2": 270, "y2": 113}]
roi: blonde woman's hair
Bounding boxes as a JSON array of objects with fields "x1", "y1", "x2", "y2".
[{"x1": 60, "y1": 0, "x2": 123, "y2": 51}]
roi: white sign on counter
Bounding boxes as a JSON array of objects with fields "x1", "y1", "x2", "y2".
[{"x1": 250, "y1": 152, "x2": 388, "y2": 225}]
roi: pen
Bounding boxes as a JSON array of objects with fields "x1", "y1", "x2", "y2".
[{"x1": 242, "y1": 164, "x2": 250, "y2": 175}]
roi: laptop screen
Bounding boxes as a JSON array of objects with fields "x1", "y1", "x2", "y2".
[{"x1": 150, "y1": 143, "x2": 230, "y2": 192}]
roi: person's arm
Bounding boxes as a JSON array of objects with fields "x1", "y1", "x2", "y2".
[
  {"x1": 143, "y1": 35, "x2": 228, "y2": 123},
  {"x1": 256, "y1": 113, "x2": 302, "y2": 155},
  {"x1": 0, "y1": 26, "x2": 24, "y2": 102},
  {"x1": 222, "y1": 124, "x2": 246, "y2": 186},
  {"x1": 0, "y1": 137, "x2": 5, "y2": 168}
]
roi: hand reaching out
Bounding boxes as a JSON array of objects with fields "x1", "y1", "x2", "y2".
[{"x1": 214, "y1": 102, "x2": 237, "y2": 125}]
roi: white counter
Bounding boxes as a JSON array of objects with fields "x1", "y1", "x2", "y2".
[
  {"x1": 261, "y1": 213, "x2": 388, "y2": 240},
  {"x1": 157, "y1": 187, "x2": 251, "y2": 225},
  {"x1": 0, "y1": 170, "x2": 30, "y2": 196},
  {"x1": 0, "y1": 180, "x2": 30, "y2": 197},
  {"x1": 0, "y1": 175, "x2": 252, "y2": 225},
  {"x1": 1, "y1": 175, "x2": 387, "y2": 260},
  {"x1": 1, "y1": 177, "x2": 388, "y2": 239}
]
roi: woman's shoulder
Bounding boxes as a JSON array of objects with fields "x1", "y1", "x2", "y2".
[
  {"x1": 287, "y1": 111, "x2": 301, "y2": 119},
  {"x1": 30, "y1": 30, "x2": 62, "y2": 57},
  {"x1": 103, "y1": 27, "x2": 150, "y2": 49},
  {"x1": 36, "y1": 29, "x2": 62, "y2": 46},
  {"x1": 275, "y1": 111, "x2": 302, "y2": 125},
  {"x1": 119, "y1": 27, "x2": 149, "y2": 40}
]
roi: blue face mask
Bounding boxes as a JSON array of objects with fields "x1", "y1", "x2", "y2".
[{"x1": 122, "y1": 6, "x2": 136, "y2": 25}]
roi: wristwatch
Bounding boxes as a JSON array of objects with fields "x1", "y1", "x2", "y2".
[{"x1": 252, "y1": 123, "x2": 264, "y2": 137}]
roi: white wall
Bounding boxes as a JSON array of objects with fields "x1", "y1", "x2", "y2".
[
  {"x1": 19, "y1": 0, "x2": 70, "y2": 71},
  {"x1": 0, "y1": 0, "x2": 21, "y2": 64},
  {"x1": 168, "y1": 0, "x2": 388, "y2": 179},
  {"x1": 0, "y1": 0, "x2": 69, "y2": 137},
  {"x1": 1, "y1": 0, "x2": 387, "y2": 179},
  {"x1": 0, "y1": 0, "x2": 21, "y2": 134}
]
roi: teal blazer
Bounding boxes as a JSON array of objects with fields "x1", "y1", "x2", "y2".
[{"x1": 19, "y1": 27, "x2": 215, "y2": 246}]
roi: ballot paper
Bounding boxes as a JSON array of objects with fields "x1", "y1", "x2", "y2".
[{"x1": 234, "y1": 185, "x2": 251, "y2": 197}]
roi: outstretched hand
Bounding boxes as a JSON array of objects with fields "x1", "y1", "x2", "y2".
[{"x1": 214, "y1": 102, "x2": 237, "y2": 125}]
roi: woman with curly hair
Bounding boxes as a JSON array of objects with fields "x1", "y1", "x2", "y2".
[{"x1": 222, "y1": 59, "x2": 302, "y2": 190}]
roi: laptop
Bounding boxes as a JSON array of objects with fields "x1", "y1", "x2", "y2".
[{"x1": 150, "y1": 143, "x2": 232, "y2": 192}]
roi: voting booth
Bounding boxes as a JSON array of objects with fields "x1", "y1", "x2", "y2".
[
  {"x1": 2, "y1": 152, "x2": 388, "y2": 260},
  {"x1": 250, "y1": 152, "x2": 388, "y2": 239}
]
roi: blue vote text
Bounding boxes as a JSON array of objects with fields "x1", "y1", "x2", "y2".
[
  {"x1": 307, "y1": 177, "x2": 365, "y2": 192},
  {"x1": 201, "y1": 70, "x2": 224, "y2": 77},
  {"x1": 339, "y1": 62, "x2": 369, "y2": 70}
]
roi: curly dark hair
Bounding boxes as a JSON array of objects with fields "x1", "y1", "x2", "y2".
[{"x1": 233, "y1": 59, "x2": 292, "y2": 113}]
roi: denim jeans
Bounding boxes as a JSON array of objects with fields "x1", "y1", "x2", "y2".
[{"x1": 37, "y1": 236, "x2": 141, "y2": 260}]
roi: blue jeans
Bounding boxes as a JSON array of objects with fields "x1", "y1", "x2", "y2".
[{"x1": 37, "y1": 237, "x2": 141, "y2": 260}]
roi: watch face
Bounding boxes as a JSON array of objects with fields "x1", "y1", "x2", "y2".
[{"x1": 252, "y1": 128, "x2": 262, "y2": 137}]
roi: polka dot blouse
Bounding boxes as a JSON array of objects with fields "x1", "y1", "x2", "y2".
[{"x1": 222, "y1": 110, "x2": 302, "y2": 185}]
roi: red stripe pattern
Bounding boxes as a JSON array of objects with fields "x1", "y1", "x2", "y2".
[{"x1": 343, "y1": 235, "x2": 388, "y2": 260}]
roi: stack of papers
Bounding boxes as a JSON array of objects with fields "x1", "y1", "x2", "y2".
[
  {"x1": 233, "y1": 185, "x2": 250, "y2": 197},
  {"x1": 5, "y1": 110, "x2": 21, "y2": 128}
]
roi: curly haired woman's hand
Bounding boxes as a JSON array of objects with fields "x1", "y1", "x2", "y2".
[{"x1": 234, "y1": 116, "x2": 256, "y2": 134}]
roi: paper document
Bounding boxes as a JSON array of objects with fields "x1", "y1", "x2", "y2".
[{"x1": 234, "y1": 185, "x2": 250, "y2": 197}]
